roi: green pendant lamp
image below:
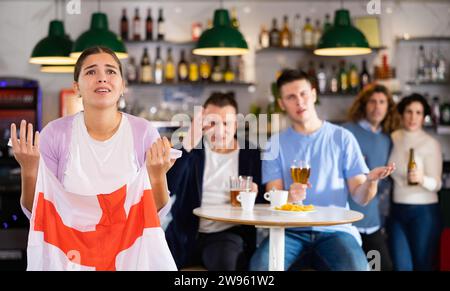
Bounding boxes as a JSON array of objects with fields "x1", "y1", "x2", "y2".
[
  {"x1": 70, "y1": 6, "x2": 127, "y2": 60},
  {"x1": 40, "y1": 64, "x2": 75, "y2": 73},
  {"x1": 314, "y1": 9, "x2": 371, "y2": 56},
  {"x1": 29, "y1": 20, "x2": 75, "y2": 65},
  {"x1": 193, "y1": 8, "x2": 248, "y2": 56}
]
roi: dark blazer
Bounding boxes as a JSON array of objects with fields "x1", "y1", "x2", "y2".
[{"x1": 165, "y1": 140, "x2": 265, "y2": 268}]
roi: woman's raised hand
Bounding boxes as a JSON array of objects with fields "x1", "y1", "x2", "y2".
[{"x1": 10, "y1": 120, "x2": 40, "y2": 175}]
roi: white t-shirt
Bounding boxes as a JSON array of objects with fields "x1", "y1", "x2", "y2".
[
  {"x1": 198, "y1": 141, "x2": 239, "y2": 233},
  {"x1": 63, "y1": 112, "x2": 140, "y2": 195}
]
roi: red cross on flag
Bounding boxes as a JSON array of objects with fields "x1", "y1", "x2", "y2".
[{"x1": 27, "y1": 160, "x2": 177, "y2": 271}]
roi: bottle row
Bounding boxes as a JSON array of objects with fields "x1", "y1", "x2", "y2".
[
  {"x1": 120, "y1": 7, "x2": 165, "y2": 41},
  {"x1": 414, "y1": 45, "x2": 447, "y2": 83},
  {"x1": 120, "y1": 7, "x2": 242, "y2": 42},
  {"x1": 297, "y1": 59, "x2": 372, "y2": 94},
  {"x1": 429, "y1": 95, "x2": 450, "y2": 126},
  {"x1": 126, "y1": 47, "x2": 245, "y2": 85},
  {"x1": 258, "y1": 14, "x2": 331, "y2": 49}
]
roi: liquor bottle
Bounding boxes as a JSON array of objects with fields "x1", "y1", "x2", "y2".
[
  {"x1": 154, "y1": 46, "x2": 164, "y2": 84},
  {"x1": 407, "y1": 148, "x2": 418, "y2": 186},
  {"x1": 280, "y1": 15, "x2": 292, "y2": 48},
  {"x1": 192, "y1": 22, "x2": 203, "y2": 41},
  {"x1": 189, "y1": 55, "x2": 199, "y2": 83},
  {"x1": 120, "y1": 8, "x2": 129, "y2": 41},
  {"x1": 307, "y1": 61, "x2": 317, "y2": 90},
  {"x1": 360, "y1": 59, "x2": 371, "y2": 90},
  {"x1": 323, "y1": 14, "x2": 332, "y2": 33},
  {"x1": 231, "y1": 7, "x2": 239, "y2": 29},
  {"x1": 349, "y1": 63, "x2": 360, "y2": 93},
  {"x1": 224, "y1": 57, "x2": 235, "y2": 83},
  {"x1": 314, "y1": 19, "x2": 322, "y2": 47},
  {"x1": 437, "y1": 48, "x2": 447, "y2": 81},
  {"x1": 431, "y1": 96, "x2": 441, "y2": 127},
  {"x1": 238, "y1": 56, "x2": 246, "y2": 82},
  {"x1": 317, "y1": 62, "x2": 327, "y2": 94},
  {"x1": 417, "y1": 45, "x2": 427, "y2": 82},
  {"x1": 145, "y1": 8, "x2": 153, "y2": 41},
  {"x1": 302, "y1": 17, "x2": 314, "y2": 48},
  {"x1": 200, "y1": 57, "x2": 211, "y2": 82},
  {"x1": 269, "y1": 18, "x2": 280, "y2": 47},
  {"x1": 140, "y1": 48, "x2": 152, "y2": 83},
  {"x1": 259, "y1": 25, "x2": 270, "y2": 48},
  {"x1": 441, "y1": 102, "x2": 450, "y2": 125},
  {"x1": 338, "y1": 60, "x2": 348, "y2": 93},
  {"x1": 330, "y1": 65, "x2": 338, "y2": 93},
  {"x1": 211, "y1": 56, "x2": 223, "y2": 82},
  {"x1": 126, "y1": 56, "x2": 138, "y2": 84},
  {"x1": 165, "y1": 47, "x2": 175, "y2": 83},
  {"x1": 177, "y1": 49, "x2": 189, "y2": 82},
  {"x1": 133, "y1": 7, "x2": 141, "y2": 41},
  {"x1": 431, "y1": 49, "x2": 439, "y2": 82},
  {"x1": 380, "y1": 54, "x2": 391, "y2": 79},
  {"x1": 293, "y1": 14, "x2": 302, "y2": 47},
  {"x1": 157, "y1": 8, "x2": 165, "y2": 41}
]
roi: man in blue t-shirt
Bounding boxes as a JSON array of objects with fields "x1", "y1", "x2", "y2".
[
  {"x1": 250, "y1": 70, "x2": 395, "y2": 271},
  {"x1": 343, "y1": 84, "x2": 397, "y2": 271}
]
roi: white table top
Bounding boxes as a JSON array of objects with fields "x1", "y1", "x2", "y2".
[{"x1": 193, "y1": 204, "x2": 364, "y2": 228}]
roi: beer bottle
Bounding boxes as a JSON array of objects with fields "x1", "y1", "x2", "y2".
[
  {"x1": 120, "y1": 8, "x2": 129, "y2": 41},
  {"x1": 133, "y1": 8, "x2": 141, "y2": 41},
  {"x1": 407, "y1": 148, "x2": 418, "y2": 186}
]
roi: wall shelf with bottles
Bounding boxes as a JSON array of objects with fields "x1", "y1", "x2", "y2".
[
  {"x1": 406, "y1": 80, "x2": 450, "y2": 86},
  {"x1": 255, "y1": 46, "x2": 387, "y2": 54},
  {"x1": 397, "y1": 36, "x2": 450, "y2": 43},
  {"x1": 125, "y1": 40, "x2": 196, "y2": 46},
  {"x1": 319, "y1": 92, "x2": 358, "y2": 98},
  {"x1": 127, "y1": 82, "x2": 255, "y2": 88}
]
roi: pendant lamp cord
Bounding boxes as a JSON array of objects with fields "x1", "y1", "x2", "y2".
[
  {"x1": 98, "y1": 0, "x2": 101, "y2": 12},
  {"x1": 340, "y1": 0, "x2": 344, "y2": 9},
  {"x1": 54, "y1": 0, "x2": 58, "y2": 19},
  {"x1": 62, "y1": 0, "x2": 65, "y2": 22},
  {"x1": 220, "y1": 0, "x2": 223, "y2": 9}
]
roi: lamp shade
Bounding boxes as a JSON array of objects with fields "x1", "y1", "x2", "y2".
[
  {"x1": 29, "y1": 20, "x2": 75, "y2": 65},
  {"x1": 193, "y1": 9, "x2": 248, "y2": 56},
  {"x1": 71, "y1": 13, "x2": 127, "y2": 60},
  {"x1": 314, "y1": 9, "x2": 371, "y2": 56},
  {"x1": 40, "y1": 65, "x2": 75, "y2": 73}
]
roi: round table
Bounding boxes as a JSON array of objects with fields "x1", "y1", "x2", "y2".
[{"x1": 193, "y1": 204, "x2": 364, "y2": 271}]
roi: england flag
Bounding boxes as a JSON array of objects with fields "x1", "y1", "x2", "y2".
[{"x1": 26, "y1": 159, "x2": 177, "y2": 271}]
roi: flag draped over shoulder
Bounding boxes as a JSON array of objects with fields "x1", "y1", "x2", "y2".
[{"x1": 27, "y1": 159, "x2": 177, "y2": 271}]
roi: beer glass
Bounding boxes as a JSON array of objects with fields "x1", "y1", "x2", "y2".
[
  {"x1": 290, "y1": 160, "x2": 310, "y2": 204},
  {"x1": 230, "y1": 176, "x2": 252, "y2": 207}
]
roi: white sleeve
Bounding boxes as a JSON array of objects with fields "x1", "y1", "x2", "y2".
[
  {"x1": 157, "y1": 194, "x2": 172, "y2": 219},
  {"x1": 422, "y1": 139, "x2": 443, "y2": 192},
  {"x1": 21, "y1": 202, "x2": 31, "y2": 220}
]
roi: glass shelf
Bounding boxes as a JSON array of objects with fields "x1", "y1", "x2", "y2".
[
  {"x1": 397, "y1": 36, "x2": 450, "y2": 43},
  {"x1": 406, "y1": 80, "x2": 450, "y2": 86},
  {"x1": 255, "y1": 46, "x2": 386, "y2": 54},
  {"x1": 128, "y1": 82, "x2": 255, "y2": 87}
]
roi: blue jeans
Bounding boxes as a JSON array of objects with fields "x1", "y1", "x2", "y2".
[
  {"x1": 250, "y1": 230, "x2": 368, "y2": 271},
  {"x1": 387, "y1": 203, "x2": 442, "y2": 271}
]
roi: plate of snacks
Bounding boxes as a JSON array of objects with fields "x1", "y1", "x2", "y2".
[{"x1": 271, "y1": 203, "x2": 316, "y2": 215}]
